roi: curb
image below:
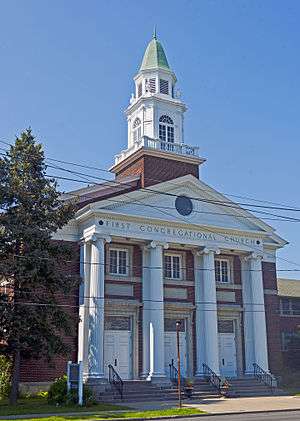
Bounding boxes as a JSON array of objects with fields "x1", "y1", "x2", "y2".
[{"x1": 1, "y1": 407, "x2": 300, "y2": 421}]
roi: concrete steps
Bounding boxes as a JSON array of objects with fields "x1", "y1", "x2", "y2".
[
  {"x1": 97, "y1": 379, "x2": 220, "y2": 403},
  {"x1": 96, "y1": 376, "x2": 285, "y2": 403},
  {"x1": 225, "y1": 377, "x2": 284, "y2": 397}
]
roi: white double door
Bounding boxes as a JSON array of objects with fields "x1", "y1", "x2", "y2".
[
  {"x1": 104, "y1": 330, "x2": 132, "y2": 380},
  {"x1": 164, "y1": 331, "x2": 187, "y2": 377},
  {"x1": 218, "y1": 333, "x2": 237, "y2": 377}
]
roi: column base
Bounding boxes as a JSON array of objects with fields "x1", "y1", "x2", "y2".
[
  {"x1": 147, "y1": 373, "x2": 170, "y2": 385},
  {"x1": 194, "y1": 371, "x2": 205, "y2": 378}
]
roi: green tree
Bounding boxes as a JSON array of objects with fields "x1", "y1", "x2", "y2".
[{"x1": 0, "y1": 129, "x2": 79, "y2": 405}]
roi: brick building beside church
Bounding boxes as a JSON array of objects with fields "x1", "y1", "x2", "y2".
[{"x1": 19, "y1": 33, "x2": 300, "y2": 392}]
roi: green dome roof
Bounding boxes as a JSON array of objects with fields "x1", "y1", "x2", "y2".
[{"x1": 140, "y1": 35, "x2": 170, "y2": 72}]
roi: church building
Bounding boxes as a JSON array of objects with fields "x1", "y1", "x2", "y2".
[{"x1": 20, "y1": 33, "x2": 293, "y2": 392}]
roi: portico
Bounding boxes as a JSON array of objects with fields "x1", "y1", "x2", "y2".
[{"x1": 76, "y1": 208, "x2": 274, "y2": 384}]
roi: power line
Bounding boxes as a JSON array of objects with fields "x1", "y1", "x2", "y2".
[
  {"x1": 1, "y1": 141, "x2": 300, "y2": 269},
  {"x1": 2, "y1": 139, "x2": 300, "y2": 213},
  {"x1": 2, "y1": 252, "x2": 300, "y2": 272}
]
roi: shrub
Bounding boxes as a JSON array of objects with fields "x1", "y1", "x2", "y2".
[
  {"x1": 47, "y1": 375, "x2": 68, "y2": 405},
  {"x1": 0, "y1": 355, "x2": 12, "y2": 399},
  {"x1": 47, "y1": 375, "x2": 95, "y2": 406}
]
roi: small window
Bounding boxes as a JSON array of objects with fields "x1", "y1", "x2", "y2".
[
  {"x1": 164, "y1": 318, "x2": 185, "y2": 332},
  {"x1": 109, "y1": 249, "x2": 128, "y2": 276},
  {"x1": 105, "y1": 316, "x2": 131, "y2": 331},
  {"x1": 218, "y1": 320, "x2": 234, "y2": 333},
  {"x1": 164, "y1": 254, "x2": 181, "y2": 279},
  {"x1": 132, "y1": 117, "x2": 142, "y2": 143},
  {"x1": 215, "y1": 259, "x2": 230, "y2": 283},
  {"x1": 138, "y1": 83, "x2": 142, "y2": 98},
  {"x1": 159, "y1": 115, "x2": 174, "y2": 146},
  {"x1": 160, "y1": 79, "x2": 169, "y2": 94}
]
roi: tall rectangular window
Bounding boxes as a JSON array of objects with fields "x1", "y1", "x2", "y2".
[
  {"x1": 215, "y1": 259, "x2": 230, "y2": 283},
  {"x1": 109, "y1": 249, "x2": 128, "y2": 276},
  {"x1": 160, "y1": 79, "x2": 169, "y2": 94},
  {"x1": 164, "y1": 254, "x2": 181, "y2": 279}
]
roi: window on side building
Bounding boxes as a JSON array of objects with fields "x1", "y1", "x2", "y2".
[{"x1": 109, "y1": 248, "x2": 128, "y2": 276}]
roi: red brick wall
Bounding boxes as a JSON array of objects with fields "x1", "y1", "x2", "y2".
[
  {"x1": 116, "y1": 155, "x2": 199, "y2": 187},
  {"x1": 265, "y1": 294, "x2": 283, "y2": 374},
  {"x1": 262, "y1": 262, "x2": 277, "y2": 289},
  {"x1": 20, "y1": 241, "x2": 80, "y2": 383},
  {"x1": 261, "y1": 262, "x2": 283, "y2": 374}
]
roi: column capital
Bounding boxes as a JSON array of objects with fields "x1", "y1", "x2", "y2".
[
  {"x1": 148, "y1": 241, "x2": 169, "y2": 250},
  {"x1": 194, "y1": 247, "x2": 220, "y2": 256},
  {"x1": 84, "y1": 234, "x2": 112, "y2": 245},
  {"x1": 244, "y1": 252, "x2": 263, "y2": 262}
]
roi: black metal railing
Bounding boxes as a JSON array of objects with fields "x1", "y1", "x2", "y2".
[
  {"x1": 253, "y1": 363, "x2": 276, "y2": 393},
  {"x1": 169, "y1": 361, "x2": 178, "y2": 385},
  {"x1": 169, "y1": 361, "x2": 186, "y2": 386},
  {"x1": 108, "y1": 364, "x2": 123, "y2": 400},
  {"x1": 203, "y1": 363, "x2": 229, "y2": 394}
]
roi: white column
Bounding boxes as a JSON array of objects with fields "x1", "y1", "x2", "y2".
[
  {"x1": 241, "y1": 256, "x2": 255, "y2": 374},
  {"x1": 249, "y1": 253, "x2": 269, "y2": 371},
  {"x1": 142, "y1": 246, "x2": 150, "y2": 378},
  {"x1": 195, "y1": 247, "x2": 220, "y2": 375},
  {"x1": 148, "y1": 241, "x2": 168, "y2": 381},
  {"x1": 87, "y1": 235, "x2": 111, "y2": 380},
  {"x1": 82, "y1": 240, "x2": 91, "y2": 376},
  {"x1": 194, "y1": 251, "x2": 206, "y2": 376},
  {"x1": 78, "y1": 243, "x2": 85, "y2": 363}
]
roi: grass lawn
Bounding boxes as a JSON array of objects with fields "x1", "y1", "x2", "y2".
[
  {"x1": 0, "y1": 396, "x2": 128, "y2": 416},
  {"x1": 0, "y1": 408, "x2": 206, "y2": 421}
]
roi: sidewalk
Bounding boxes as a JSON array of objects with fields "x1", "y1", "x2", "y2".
[
  {"x1": 130, "y1": 395, "x2": 300, "y2": 414},
  {"x1": 2, "y1": 395, "x2": 300, "y2": 419}
]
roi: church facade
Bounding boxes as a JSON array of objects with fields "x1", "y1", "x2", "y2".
[{"x1": 20, "y1": 34, "x2": 291, "y2": 387}]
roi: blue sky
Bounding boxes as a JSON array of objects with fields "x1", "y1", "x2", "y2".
[{"x1": 0, "y1": 0, "x2": 299, "y2": 274}]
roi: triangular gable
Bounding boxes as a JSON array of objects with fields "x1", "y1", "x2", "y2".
[{"x1": 78, "y1": 174, "x2": 286, "y2": 247}]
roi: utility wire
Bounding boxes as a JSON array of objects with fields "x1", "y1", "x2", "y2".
[{"x1": 1, "y1": 143, "x2": 300, "y2": 269}]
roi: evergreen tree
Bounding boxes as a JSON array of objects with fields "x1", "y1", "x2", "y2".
[{"x1": 0, "y1": 129, "x2": 79, "y2": 404}]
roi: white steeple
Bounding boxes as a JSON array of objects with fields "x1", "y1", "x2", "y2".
[
  {"x1": 111, "y1": 32, "x2": 203, "y2": 172},
  {"x1": 126, "y1": 31, "x2": 187, "y2": 149}
]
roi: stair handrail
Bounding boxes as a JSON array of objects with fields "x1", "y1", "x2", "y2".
[
  {"x1": 169, "y1": 361, "x2": 186, "y2": 386},
  {"x1": 253, "y1": 363, "x2": 276, "y2": 393},
  {"x1": 202, "y1": 363, "x2": 229, "y2": 394},
  {"x1": 108, "y1": 364, "x2": 123, "y2": 400}
]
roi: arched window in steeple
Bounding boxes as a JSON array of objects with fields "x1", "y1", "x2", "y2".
[
  {"x1": 132, "y1": 117, "x2": 142, "y2": 143},
  {"x1": 159, "y1": 115, "x2": 174, "y2": 144}
]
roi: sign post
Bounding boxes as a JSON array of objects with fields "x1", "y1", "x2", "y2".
[
  {"x1": 176, "y1": 320, "x2": 182, "y2": 408},
  {"x1": 67, "y1": 361, "x2": 83, "y2": 406}
]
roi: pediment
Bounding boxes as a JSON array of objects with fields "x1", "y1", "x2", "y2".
[{"x1": 87, "y1": 175, "x2": 280, "y2": 239}]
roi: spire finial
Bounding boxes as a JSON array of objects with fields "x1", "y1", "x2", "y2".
[{"x1": 153, "y1": 25, "x2": 157, "y2": 39}]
